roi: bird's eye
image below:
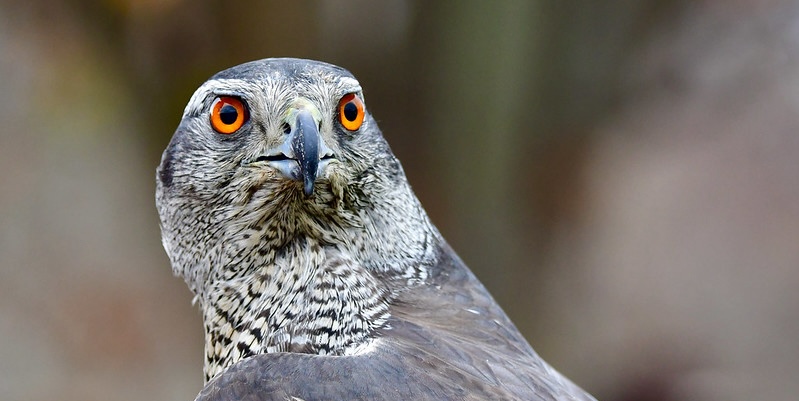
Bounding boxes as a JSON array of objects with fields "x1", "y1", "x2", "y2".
[
  {"x1": 337, "y1": 93, "x2": 365, "y2": 131},
  {"x1": 210, "y1": 96, "x2": 248, "y2": 134}
]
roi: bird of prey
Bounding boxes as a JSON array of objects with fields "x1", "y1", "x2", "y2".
[{"x1": 156, "y1": 58, "x2": 596, "y2": 401}]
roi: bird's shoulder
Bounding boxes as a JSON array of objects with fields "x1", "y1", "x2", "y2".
[{"x1": 195, "y1": 243, "x2": 595, "y2": 401}]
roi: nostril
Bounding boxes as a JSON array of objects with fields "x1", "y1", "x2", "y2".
[{"x1": 281, "y1": 123, "x2": 291, "y2": 135}]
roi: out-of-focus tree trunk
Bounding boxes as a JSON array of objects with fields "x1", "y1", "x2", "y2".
[
  {"x1": 410, "y1": 0, "x2": 678, "y2": 345},
  {"x1": 413, "y1": 0, "x2": 542, "y2": 323}
]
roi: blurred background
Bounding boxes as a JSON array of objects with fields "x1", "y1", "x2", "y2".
[{"x1": 1, "y1": 1, "x2": 798, "y2": 400}]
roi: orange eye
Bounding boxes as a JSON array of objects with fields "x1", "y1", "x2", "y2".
[
  {"x1": 210, "y1": 96, "x2": 248, "y2": 134},
  {"x1": 338, "y1": 93, "x2": 365, "y2": 131}
]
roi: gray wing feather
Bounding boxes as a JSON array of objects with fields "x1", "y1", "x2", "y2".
[{"x1": 196, "y1": 243, "x2": 595, "y2": 401}]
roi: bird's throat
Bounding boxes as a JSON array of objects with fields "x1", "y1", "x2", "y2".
[{"x1": 200, "y1": 239, "x2": 390, "y2": 382}]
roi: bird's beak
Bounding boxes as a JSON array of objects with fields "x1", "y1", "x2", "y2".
[
  {"x1": 258, "y1": 108, "x2": 334, "y2": 196},
  {"x1": 292, "y1": 110, "x2": 324, "y2": 196}
]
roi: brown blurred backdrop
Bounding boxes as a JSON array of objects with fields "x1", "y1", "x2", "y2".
[{"x1": 1, "y1": 1, "x2": 798, "y2": 400}]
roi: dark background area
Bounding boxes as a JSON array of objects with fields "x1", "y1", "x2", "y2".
[{"x1": 1, "y1": 1, "x2": 798, "y2": 400}]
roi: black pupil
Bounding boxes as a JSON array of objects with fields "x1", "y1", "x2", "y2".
[
  {"x1": 219, "y1": 104, "x2": 239, "y2": 124},
  {"x1": 343, "y1": 102, "x2": 358, "y2": 122}
]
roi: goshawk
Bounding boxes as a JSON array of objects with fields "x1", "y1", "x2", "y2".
[{"x1": 156, "y1": 58, "x2": 596, "y2": 401}]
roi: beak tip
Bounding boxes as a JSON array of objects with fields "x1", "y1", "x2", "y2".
[{"x1": 303, "y1": 179, "x2": 315, "y2": 197}]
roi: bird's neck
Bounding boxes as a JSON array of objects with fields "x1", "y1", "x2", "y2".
[
  {"x1": 199, "y1": 236, "x2": 396, "y2": 382},
  {"x1": 195, "y1": 183, "x2": 440, "y2": 382}
]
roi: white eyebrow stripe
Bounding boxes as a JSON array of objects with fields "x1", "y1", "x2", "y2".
[
  {"x1": 338, "y1": 77, "x2": 361, "y2": 92},
  {"x1": 183, "y1": 76, "x2": 361, "y2": 119},
  {"x1": 183, "y1": 79, "x2": 251, "y2": 117}
]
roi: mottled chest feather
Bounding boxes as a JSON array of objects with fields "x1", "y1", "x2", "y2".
[{"x1": 200, "y1": 236, "x2": 414, "y2": 381}]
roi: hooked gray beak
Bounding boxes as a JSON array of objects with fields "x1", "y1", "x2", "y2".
[
  {"x1": 257, "y1": 109, "x2": 334, "y2": 196},
  {"x1": 292, "y1": 110, "x2": 323, "y2": 196}
]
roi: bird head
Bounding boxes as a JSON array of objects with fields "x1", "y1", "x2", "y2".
[{"x1": 156, "y1": 58, "x2": 432, "y2": 298}]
